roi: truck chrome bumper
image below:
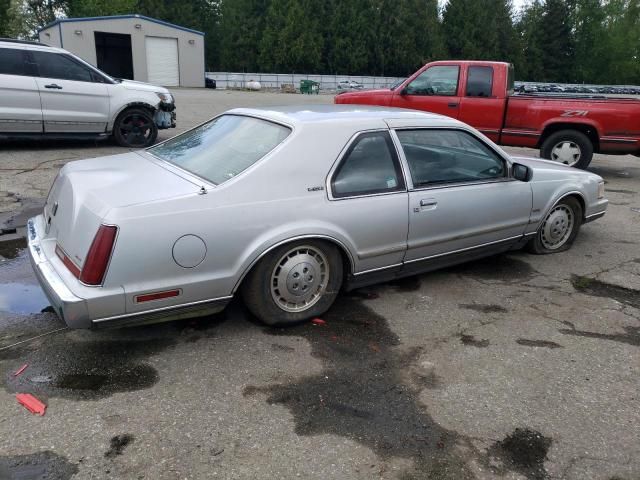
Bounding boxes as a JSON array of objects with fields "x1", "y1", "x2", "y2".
[{"x1": 27, "y1": 216, "x2": 91, "y2": 328}]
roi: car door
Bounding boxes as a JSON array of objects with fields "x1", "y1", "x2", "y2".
[
  {"x1": 457, "y1": 65, "x2": 509, "y2": 143},
  {"x1": 327, "y1": 130, "x2": 409, "y2": 275},
  {"x1": 389, "y1": 126, "x2": 532, "y2": 268},
  {"x1": 0, "y1": 47, "x2": 43, "y2": 133},
  {"x1": 391, "y1": 65, "x2": 461, "y2": 118},
  {"x1": 30, "y1": 50, "x2": 110, "y2": 133}
]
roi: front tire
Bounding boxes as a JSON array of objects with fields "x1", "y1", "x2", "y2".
[
  {"x1": 242, "y1": 241, "x2": 343, "y2": 326},
  {"x1": 527, "y1": 196, "x2": 583, "y2": 254},
  {"x1": 113, "y1": 108, "x2": 158, "y2": 148},
  {"x1": 540, "y1": 130, "x2": 593, "y2": 169}
]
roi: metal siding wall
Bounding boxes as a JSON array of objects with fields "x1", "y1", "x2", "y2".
[{"x1": 38, "y1": 17, "x2": 204, "y2": 87}]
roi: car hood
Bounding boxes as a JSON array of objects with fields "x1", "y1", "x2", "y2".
[
  {"x1": 334, "y1": 89, "x2": 394, "y2": 104},
  {"x1": 512, "y1": 155, "x2": 603, "y2": 182},
  {"x1": 119, "y1": 79, "x2": 170, "y2": 95}
]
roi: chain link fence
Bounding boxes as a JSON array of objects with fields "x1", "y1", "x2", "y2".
[{"x1": 206, "y1": 72, "x2": 404, "y2": 91}]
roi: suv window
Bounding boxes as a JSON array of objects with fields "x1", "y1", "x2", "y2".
[
  {"x1": 31, "y1": 51, "x2": 93, "y2": 82},
  {"x1": 405, "y1": 66, "x2": 459, "y2": 96},
  {"x1": 396, "y1": 129, "x2": 505, "y2": 187},
  {"x1": 0, "y1": 48, "x2": 29, "y2": 76},
  {"x1": 466, "y1": 66, "x2": 493, "y2": 97},
  {"x1": 332, "y1": 131, "x2": 405, "y2": 198}
]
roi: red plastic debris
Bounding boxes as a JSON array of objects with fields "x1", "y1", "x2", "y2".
[
  {"x1": 13, "y1": 364, "x2": 28, "y2": 377},
  {"x1": 311, "y1": 318, "x2": 326, "y2": 326},
  {"x1": 16, "y1": 393, "x2": 47, "y2": 416}
]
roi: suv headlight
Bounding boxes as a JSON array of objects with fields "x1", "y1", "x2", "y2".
[
  {"x1": 156, "y1": 92, "x2": 173, "y2": 103},
  {"x1": 598, "y1": 181, "x2": 605, "y2": 199}
]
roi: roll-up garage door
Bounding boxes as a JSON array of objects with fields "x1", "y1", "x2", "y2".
[{"x1": 145, "y1": 36, "x2": 179, "y2": 86}]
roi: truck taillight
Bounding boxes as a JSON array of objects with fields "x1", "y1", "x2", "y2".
[{"x1": 80, "y1": 225, "x2": 118, "y2": 286}]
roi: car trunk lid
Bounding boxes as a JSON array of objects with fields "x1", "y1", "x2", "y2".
[{"x1": 43, "y1": 152, "x2": 199, "y2": 274}]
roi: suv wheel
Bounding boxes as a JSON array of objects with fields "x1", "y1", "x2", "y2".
[{"x1": 113, "y1": 108, "x2": 158, "y2": 148}]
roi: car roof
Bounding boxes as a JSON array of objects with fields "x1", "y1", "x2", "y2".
[
  {"x1": 0, "y1": 39, "x2": 66, "y2": 53},
  {"x1": 227, "y1": 105, "x2": 464, "y2": 128}
]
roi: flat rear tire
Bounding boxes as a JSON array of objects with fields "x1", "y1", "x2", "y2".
[{"x1": 242, "y1": 240, "x2": 343, "y2": 326}]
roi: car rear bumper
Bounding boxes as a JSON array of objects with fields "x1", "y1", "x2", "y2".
[
  {"x1": 27, "y1": 216, "x2": 91, "y2": 328},
  {"x1": 28, "y1": 215, "x2": 230, "y2": 329}
]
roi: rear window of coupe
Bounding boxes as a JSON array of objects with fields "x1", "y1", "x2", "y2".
[{"x1": 149, "y1": 114, "x2": 291, "y2": 185}]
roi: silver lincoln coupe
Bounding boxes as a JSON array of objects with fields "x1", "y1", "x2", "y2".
[{"x1": 28, "y1": 106, "x2": 608, "y2": 329}]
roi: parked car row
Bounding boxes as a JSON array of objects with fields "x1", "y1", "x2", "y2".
[
  {"x1": 0, "y1": 38, "x2": 176, "y2": 147},
  {"x1": 515, "y1": 82, "x2": 640, "y2": 95}
]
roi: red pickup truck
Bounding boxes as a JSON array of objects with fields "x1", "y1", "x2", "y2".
[{"x1": 334, "y1": 60, "x2": 640, "y2": 169}]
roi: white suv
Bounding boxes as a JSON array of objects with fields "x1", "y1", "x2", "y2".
[{"x1": 0, "y1": 38, "x2": 176, "y2": 147}]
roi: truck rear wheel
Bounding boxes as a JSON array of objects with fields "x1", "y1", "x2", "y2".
[{"x1": 540, "y1": 130, "x2": 593, "y2": 169}]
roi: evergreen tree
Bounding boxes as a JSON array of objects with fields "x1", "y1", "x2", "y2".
[
  {"x1": 324, "y1": 0, "x2": 376, "y2": 75},
  {"x1": 0, "y1": 0, "x2": 12, "y2": 36},
  {"x1": 66, "y1": 0, "x2": 136, "y2": 17},
  {"x1": 443, "y1": 0, "x2": 518, "y2": 63},
  {"x1": 516, "y1": 0, "x2": 546, "y2": 80},
  {"x1": 572, "y1": 0, "x2": 606, "y2": 83},
  {"x1": 219, "y1": 0, "x2": 270, "y2": 71},
  {"x1": 259, "y1": 0, "x2": 324, "y2": 72},
  {"x1": 538, "y1": 0, "x2": 574, "y2": 82},
  {"x1": 599, "y1": 0, "x2": 640, "y2": 84}
]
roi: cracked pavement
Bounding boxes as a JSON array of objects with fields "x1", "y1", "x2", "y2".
[{"x1": 0, "y1": 89, "x2": 639, "y2": 479}]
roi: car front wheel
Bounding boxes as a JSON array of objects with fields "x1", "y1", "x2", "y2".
[
  {"x1": 113, "y1": 108, "x2": 158, "y2": 148},
  {"x1": 242, "y1": 240, "x2": 343, "y2": 326},
  {"x1": 527, "y1": 196, "x2": 583, "y2": 254}
]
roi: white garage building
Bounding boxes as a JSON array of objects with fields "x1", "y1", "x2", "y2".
[{"x1": 38, "y1": 14, "x2": 205, "y2": 87}]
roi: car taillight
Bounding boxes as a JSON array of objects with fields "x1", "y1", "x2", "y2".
[{"x1": 79, "y1": 225, "x2": 118, "y2": 285}]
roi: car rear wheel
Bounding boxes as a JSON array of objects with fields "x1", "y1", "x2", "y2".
[
  {"x1": 113, "y1": 108, "x2": 158, "y2": 148},
  {"x1": 242, "y1": 240, "x2": 343, "y2": 326},
  {"x1": 527, "y1": 196, "x2": 583, "y2": 254},
  {"x1": 540, "y1": 130, "x2": 593, "y2": 169}
]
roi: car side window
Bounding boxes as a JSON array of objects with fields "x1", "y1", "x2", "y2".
[
  {"x1": 31, "y1": 52, "x2": 94, "y2": 82},
  {"x1": 466, "y1": 66, "x2": 493, "y2": 97},
  {"x1": 404, "y1": 66, "x2": 459, "y2": 96},
  {"x1": 396, "y1": 129, "x2": 506, "y2": 187},
  {"x1": 332, "y1": 131, "x2": 405, "y2": 198},
  {"x1": 0, "y1": 48, "x2": 30, "y2": 76}
]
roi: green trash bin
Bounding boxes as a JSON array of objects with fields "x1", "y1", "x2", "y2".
[{"x1": 300, "y1": 79, "x2": 320, "y2": 94}]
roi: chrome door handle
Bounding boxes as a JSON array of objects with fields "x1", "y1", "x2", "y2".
[
  {"x1": 420, "y1": 199, "x2": 438, "y2": 207},
  {"x1": 44, "y1": 84, "x2": 62, "y2": 89}
]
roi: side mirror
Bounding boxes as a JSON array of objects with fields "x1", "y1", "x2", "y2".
[{"x1": 512, "y1": 163, "x2": 532, "y2": 182}]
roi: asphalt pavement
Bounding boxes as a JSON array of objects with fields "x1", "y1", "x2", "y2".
[{"x1": 0, "y1": 89, "x2": 638, "y2": 480}]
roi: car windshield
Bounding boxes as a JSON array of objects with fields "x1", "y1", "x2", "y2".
[{"x1": 148, "y1": 114, "x2": 291, "y2": 185}]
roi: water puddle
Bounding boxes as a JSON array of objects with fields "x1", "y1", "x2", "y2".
[
  {"x1": 0, "y1": 282, "x2": 50, "y2": 315},
  {"x1": 0, "y1": 451, "x2": 78, "y2": 480},
  {"x1": 0, "y1": 241, "x2": 51, "y2": 315}
]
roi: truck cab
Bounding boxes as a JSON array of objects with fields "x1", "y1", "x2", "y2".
[{"x1": 336, "y1": 60, "x2": 640, "y2": 169}]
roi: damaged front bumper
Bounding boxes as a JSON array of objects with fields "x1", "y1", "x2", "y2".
[{"x1": 155, "y1": 101, "x2": 176, "y2": 130}]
